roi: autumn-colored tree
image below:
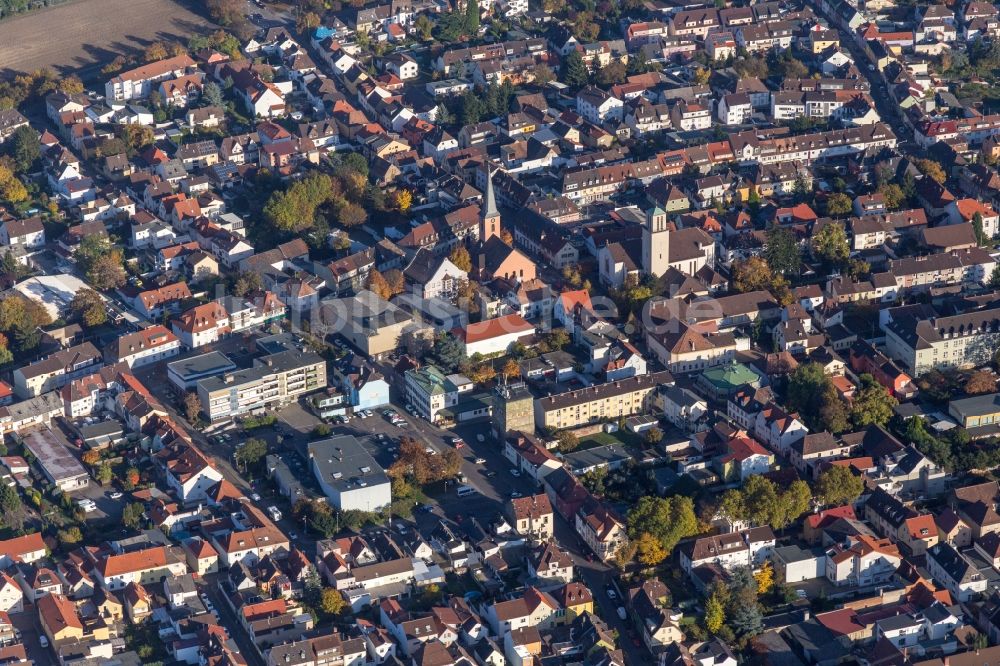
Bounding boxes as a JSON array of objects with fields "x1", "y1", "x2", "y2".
[
  {"x1": 367, "y1": 269, "x2": 393, "y2": 300},
  {"x1": 705, "y1": 591, "x2": 725, "y2": 633},
  {"x1": 183, "y1": 392, "x2": 201, "y2": 423},
  {"x1": 143, "y1": 42, "x2": 169, "y2": 63},
  {"x1": 754, "y1": 561, "x2": 775, "y2": 595},
  {"x1": 916, "y1": 159, "x2": 947, "y2": 184},
  {"x1": 68, "y1": 289, "x2": 107, "y2": 328},
  {"x1": 693, "y1": 67, "x2": 711, "y2": 84},
  {"x1": 732, "y1": 256, "x2": 776, "y2": 293},
  {"x1": 0, "y1": 164, "x2": 27, "y2": 204},
  {"x1": 469, "y1": 363, "x2": 496, "y2": 384},
  {"x1": 125, "y1": 467, "x2": 140, "y2": 487},
  {"x1": 296, "y1": 11, "x2": 321, "y2": 32},
  {"x1": 81, "y1": 450, "x2": 101, "y2": 466},
  {"x1": 499, "y1": 228, "x2": 513, "y2": 245},
  {"x1": 502, "y1": 359, "x2": 520, "y2": 378},
  {"x1": 321, "y1": 587, "x2": 347, "y2": 615},
  {"x1": 384, "y1": 269, "x2": 406, "y2": 296},
  {"x1": 636, "y1": 532, "x2": 667, "y2": 566},
  {"x1": 338, "y1": 201, "x2": 367, "y2": 227},
  {"x1": 450, "y1": 246, "x2": 472, "y2": 272},
  {"x1": 58, "y1": 75, "x2": 85, "y2": 95},
  {"x1": 395, "y1": 189, "x2": 413, "y2": 213},
  {"x1": 966, "y1": 369, "x2": 997, "y2": 395}
]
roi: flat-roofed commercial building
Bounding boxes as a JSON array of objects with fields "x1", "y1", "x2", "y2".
[
  {"x1": 18, "y1": 426, "x2": 89, "y2": 491},
  {"x1": 197, "y1": 350, "x2": 326, "y2": 422},
  {"x1": 167, "y1": 352, "x2": 238, "y2": 391},
  {"x1": 308, "y1": 435, "x2": 391, "y2": 512}
]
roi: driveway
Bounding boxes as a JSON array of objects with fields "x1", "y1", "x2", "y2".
[{"x1": 9, "y1": 604, "x2": 48, "y2": 665}]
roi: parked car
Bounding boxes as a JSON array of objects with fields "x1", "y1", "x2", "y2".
[
  {"x1": 474, "y1": 457, "x2": 486, "y2": 464},
  {"x1": 509, "y1": 469, "x2": 520, "y2": 477},
  {"x1": 108, "y1": 491, "x2": 123, "y2": 500},
  {"x1": 617, "y1": 607, "x2": 627, "y2": 620}
]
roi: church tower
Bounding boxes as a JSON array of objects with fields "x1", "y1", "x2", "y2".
[
  {"x1": 642, "y1": 205, "x2": 669, "y2": 277},
  {"x1": 480, "y1": 168, "x2": 501, "y2": 242}
]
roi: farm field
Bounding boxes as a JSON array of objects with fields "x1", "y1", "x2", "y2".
[{"x1": 0, "y1": 0, "x2": 214, "y2": 80}]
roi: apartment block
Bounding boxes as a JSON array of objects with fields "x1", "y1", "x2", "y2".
[
  {"x1": 534, "y1": 371, "x2": 674, "y2": 430},
  {"x1": 197, "y1": 349, "x2": 326, "y2": 421}
]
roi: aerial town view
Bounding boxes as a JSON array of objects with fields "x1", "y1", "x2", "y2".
[{"x1": 5, "y1": 0, "x2": 1000, "y2": 663}]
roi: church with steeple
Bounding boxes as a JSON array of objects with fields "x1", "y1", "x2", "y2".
[
  {"x1": 473, "y1": 167, "x2": 537, "y2": 284},
  {"x1": 597, "y1": 205, "x2": 716, "y2": 288}
]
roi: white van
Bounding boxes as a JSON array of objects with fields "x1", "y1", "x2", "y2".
[
  {"x1": 267, "y1": 505, "x2": 282, "y2": 521},
  {"x1": 456, "y1": 485, "x2": 476, "y2": 497}
]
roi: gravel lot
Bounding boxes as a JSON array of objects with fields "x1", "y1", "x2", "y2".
[{"x1": 0, "y1": 0, "x2": 215, "y2": 80}]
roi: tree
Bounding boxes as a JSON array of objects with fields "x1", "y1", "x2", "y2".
[
  {"x1": 645, "y1": 427, "x2": 664, "y2": 446},
  {"x1": 732, "y1": 256, "x2": 777, "y2": 293},
  {"x1": 764, "y1": 227, "x2": 801, "y2": 275},
  {"x1": 705, "y1": 592, "x2": 726, "y2": 633},
  {"x1": 556, "y1": 431, "x2": 579, "y2": 453},
  {"x1": 534, "y1": 64, "x2": 556, "y2": 86},
  {"x1": 321, "y1": 588, "x2": 347, "y2": 615},
  {"x1": 58, "y1": 75, "x2": 84, "y2": 95},
  {"x1": 0, "y1": 175, "x2": 26, "y2": 203},
  {"x1": 465, "y1": 0, "x2": 480, "y2": 33},
  {"x1": 118, "y1": 124, "x2": 154, "y2": 154},
  {"x1": 595, "y1": 61, "x2": 627, "y2": 86},
  {"x1": 265, "y1": 173, "x2": 333, "y2": 233},
  {"x1": 0, "y1": 484, "x2": 19, "y2": 516},
  {"x1": 739, "y1": 476, "x2": 812, "y2": 530},
  {"x1": 825, "y1": 193, "x2": 853, "y2": 217},
  {"x1": 337, "y1": 201, "x2": 367, "y2": 227},
  {"x1": 125, "y1": 467, "x2": 140, "y2": 489},
  {"x1": 754, "y1": 561, "x2": 775, "y2": 595},
  {"x1": 235, "y1": 438, "x2": 268, "y2": 468},
  {"x1": 395, "y1": 189, "x2": 412, "y2": 213},
  {"x1": 560, "y1": 51, "x2": 589, "y2": 88},
  {"x1": 67, "y1": 289, "x2": 106, "y2": 328},
  {"x1": 635, "y1": 532, "x2": 668, "y2": 566},
  {"x1": 460, "y1": 91, "x2": 485, "y2": 125},
  {"x1": 469, "y1": 363, "x2": 496, "y2": 384},
  {"x1": 203, "y1": 82, "x2": 224, "y2": 107},
  {"x1": 693, "y1": 66, "x2": 711, "y2": 85},
  {"x1": 878, "y1": 183, "x2": 906, "y2": 210},
  {"x1": 81, "y1": 450, "x2": 101, "y2": 466},
  {"x1": 58, "y1": 527, "x2": 83, "y2": 546},
  {"x1": 966, "y1": 369, "x2": 997, "y2": 395},
  {"x1": 77, "y1": 236, "x2": 126, "y2": 290},
  {"x1": 183, "y1": 392, "x2": 201, "y2": 423},
  {"x1": 6, "y1": 126, "x2": 40, "y2": 173},
  {"x1": 812, "y1": 221, "x2": 850, "y2": 267},
  {"x1": 850, "y1": 374, "x2": 898, "y2": 428},
  {"x1": 450, "y1": 246, "x2": 472, "y2": 272},
  {"x1": 232, "y1": 271, "x2": 263, "y2": 297},
  {"x1": 626, "y1": 495, "x2": 699, "y2": 556},
  {"x1": 415, "y1": 14, "x2": 434, "y2": 40},
  {"x1": 432, "y1": 333, "x2": 465, "y2": 371},
  {"x1": 814, "y1": 466, "x2": 864, "y2": 507},
  {"x1": 144, "y1": 42, "x2": 169, "y2": 62},
  {"x1": 916, "y1": 158, "x2": 946, "y2": 184},
  {"x1": 296, "y1": 10, "x2": 321, "y2": 32},
  {"x1": 367, "y1": 269, "x2": 392, "y2": 300},
  {"x1": 974, "y1": 212, "x2": 990, "y2": 246},
  {"x1": 97, "y1": 462, "x2": 113, "y2": 485},
  {"x1": 385, "y1": 269, "x2": 406, "y2": 296},
  {"x1": 502, "y1": 359, "x2": 520, "y2": 378},
  {"x1": 122, "y1": 502, "x2": 145, "y2": 529}
]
